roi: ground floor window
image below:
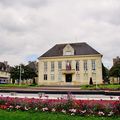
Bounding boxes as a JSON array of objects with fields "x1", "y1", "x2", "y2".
[
  {"x1": 51, "y1": 74, "x2": 54, "y2": 80},
  {"x1": 84, "y1": 73, "x2": 88, "y2": 81},
  {"x1": 44, "y1": 74, "x2": 47, "y2": 80},
  {"x1": 92, "y1": 73, "x2": 96, "y2": 82},
  {"x1": 76, "y1": 74, "x2": 80, "y2": 81},
  {"x1": 58, "y1": 72, "x2": 62, "y2": 81}
]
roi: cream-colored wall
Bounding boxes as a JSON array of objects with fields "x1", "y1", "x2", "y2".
[
  {"x1": 38, "y1": 55, "x2": 103, "y2": 86},
  {"x1": 0, "y1": 71, "x2": 10, "y2": 83},
  {"x1": 0, "y1": 71, "x2": 10, "y2": 78}
]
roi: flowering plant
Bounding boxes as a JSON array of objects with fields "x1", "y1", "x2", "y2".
[{"x1": 0, "y1": 95, "x2": 119, "y2": 116}]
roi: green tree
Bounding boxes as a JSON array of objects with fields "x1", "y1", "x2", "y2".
[
  {"x1": 102, "y1": 63, "x2": 109, "y2": 83},
  {"x1": 10, "y1": 65, "x2": 21, "y2": 84},
  {"x1": 10, "y1": 64, "x2": 37, "y2": 84},
  {"x1": 109, "y1": 64, "x2": 120, "y2": 84},
  {"x1": 23, "y1": 65, "x2": 37, "y2": 84}
]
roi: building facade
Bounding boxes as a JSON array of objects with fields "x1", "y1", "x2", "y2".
[
  {"x1": 110, "y1": 56, "x2": 120, "y2": 84},
  {"x1": 113, "y1": 56, "x2": 120, "y2": 65},
  {"x1": 38, "y1": 42, "x2": 103, "y2": 85},
  {"x1": 0, "y1": 61, "x2": 10, "y2": 83}
]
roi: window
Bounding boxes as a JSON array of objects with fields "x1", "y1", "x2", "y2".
[
  {"x1": 51, "y1": 74, "x2": 54, "y2": 80},
  {"x1": 76, "y1": 61, "x2": 79, "y2": 71},
  {"x1": 92, "y1": 73, "x2": 96, "y2": 81},
  {"x1": 65, "y1": 51, "x2": 72, "y2": 55},
  {"x1": 51, "y1": 62, "x2": 54, "y2": 72},
  {"x1": 44, "y1": 74, "x2": 47, "y2": 80},
  {"x1": 76, "y1": 74, "x2": 80, "y2": 80},
  {"x1": 84, "y1": 60, "x2": 88, "y2": 71},
  {"x1": 92, "y1": 60, "x2": 96, "y2": 70},
  {"x1": 66, "y1": 61, "x2": 71, "y2": 70},
  {"x1": 58, "y1": 61, "x2": 62, "y2": 70},
  {"x1": 44, "y1": 62, "x2": 47, "y2": 72},
  {"x1": 84, "y1": 73, "x2": 88, "y2": 81},
  {"x1": 58, "y1": 72, "x2": 62, "y2": 81}
]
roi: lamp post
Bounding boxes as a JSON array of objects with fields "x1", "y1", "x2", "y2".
[
  {"x1": 96, "y1": 78, "x2": 98, "y2": 89},
  {"x1": 19, "y1": 64, "x2": 21, "y2": 85}
]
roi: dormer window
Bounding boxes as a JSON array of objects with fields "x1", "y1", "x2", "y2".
[
  {"x1": 65, "y1": 51, "x2": 72, "y2": 56},
  {"x1": 63, "y1": 44, "x2": 74, "y2": 56}
]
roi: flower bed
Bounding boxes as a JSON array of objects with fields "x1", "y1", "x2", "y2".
[{"x1": 0, "y1": 95, "x2": 119, "y2": 116}]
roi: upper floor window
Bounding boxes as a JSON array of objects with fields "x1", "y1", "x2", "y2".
[
  {"x1": 51, "y1": 61, "x2": 54, "y2": 72},
  {"x1": 44, "y1": 62, "x2": 47, "y2": 72},
  {"x1": 65, "y1": 51, "x2": 72, "y2": 56},
  {"x1": 66, "y1": 61, "x2": 71, "y2": 70},
  {"x1": 84, "y1": 60, "x2": 88, "y2": 71},
  {"x1": 63, "y1": 44, "x2": 74, "y2": 56},
  {"x1": 76, "y1": 61, "x2": 79, "y2": 71},
  {"x1": 92, "y1": 60, "x2": 96, "y2": 70},
  {"x1": 58, "y1": 61, "x2": 62, "y2": 70}
]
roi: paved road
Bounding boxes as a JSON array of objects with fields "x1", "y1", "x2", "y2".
[{"x1": 0, "y1": 92, "x2": 119, "y2": 100}]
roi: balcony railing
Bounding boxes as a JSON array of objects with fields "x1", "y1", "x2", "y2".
[{"x1": 62, "y1": 69, "x2": 75, "y2": 74}]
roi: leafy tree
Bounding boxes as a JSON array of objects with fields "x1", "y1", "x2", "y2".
[
  {"x1": 102, "y1": 63, "x2": 109, "y2": 83},
  {"x1": 10, "y1": 64, "x2": 37, "y2": 84},
  {"x1": 109, "y1": 64, "x2": 120, "y2": 84},
  {"x1": 23, "y1": 65, "x2": 37, "y2": 84}
]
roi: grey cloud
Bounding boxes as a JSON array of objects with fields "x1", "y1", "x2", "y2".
[
  {"x1": 0, "y1": 0, "x2": 120, "y2": 67},
  {"x1": 0, "y1": 0, "x2": 48, "y2": 8}
]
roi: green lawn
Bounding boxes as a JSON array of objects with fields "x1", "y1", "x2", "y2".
[
  {"x1": 81, "y1": 84, "x2": 120, "y2": 90},
  {"x1": 0, "y1": 83, "x2": 120, "y2": 90},
  {"x1": 0, "y1": 84, "x2": 29, "y2": 88},
  {"x1": 0, "y1": 110, "x2": 119, "y2": 120}
]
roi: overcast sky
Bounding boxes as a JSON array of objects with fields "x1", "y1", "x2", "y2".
[{"x1": 0, "y1": 0, "x2": 120, "y2": 68}]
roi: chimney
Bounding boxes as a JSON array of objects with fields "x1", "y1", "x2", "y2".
[{"x1": 4, "y1": 61, "x2": 8, "y2": 66}]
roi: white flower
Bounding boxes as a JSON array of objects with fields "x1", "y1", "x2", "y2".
[
  {"x1": 35, "y1": 107, "x2": 38, "y2": 111},
  {"x1": 51, "y1": 108, "x2": 56, "y2": 112},
  {"x1": 108, "y1": 111, "x2": 114, "y2": 116},
  {"x1": 25, "y1": 107, "x2": 28, "y2": 110},
  {"x1": 98, "y1": 111, "x2": 105, "y2": 116},
  {"x1": 42, "y1": 107, "x2": 48, "y2": 111},
  {"x1": 81, "y1": 110, "x2": 86, "y2": 114},
  {"x1": 71, "y1": 113, "x2": 75, "y2": 116},
  {"x1": 61, "y1": 109, "x2": 66, "y2": 113},
  {"x1": 69, "y1": 109, "x2": 76, "y2": 113}
]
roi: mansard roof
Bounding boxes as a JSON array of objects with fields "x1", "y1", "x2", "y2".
[
  {"x1": 39, "y1": 42, "x2": 101, "y2": 58},
  {"x1": 0, "y1": 62, "x2": 10, "y2": 72}
]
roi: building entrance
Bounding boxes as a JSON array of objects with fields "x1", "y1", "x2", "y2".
[{"x1": 66, "y1": 74, "x2": 72, "y2": 82}]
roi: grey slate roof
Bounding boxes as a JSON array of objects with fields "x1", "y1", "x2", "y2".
[{"x1": 40, "y1": 42, "x2": 101, "y2": 58}]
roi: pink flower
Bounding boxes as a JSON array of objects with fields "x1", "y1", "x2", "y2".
[{"x1": 15, "y1": 105, "x2": 21, "y2": 109}]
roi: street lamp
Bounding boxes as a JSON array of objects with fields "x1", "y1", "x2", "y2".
[{"x1": 19, "y1": 64, "x2": 22, "y2": 85}]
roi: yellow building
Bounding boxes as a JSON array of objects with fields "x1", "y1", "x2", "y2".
[
  {"x1": 38, "y1": 42, "x2": 103, "y2": 86},
  {"x1": 0, "y1": 61, "x2": 10, "y2": 83}
]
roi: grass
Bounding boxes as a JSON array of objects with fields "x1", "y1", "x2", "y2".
[
  {"x1": 0, "y1": 83, "x2": 120, "y2": 91},
  {"x1": 81, "y1": 84, "x2": 120, "y2": 90},
  {"x1": 0, "y1": 84, "x2": 29, "y2": 88},
  {"x1": 0, "y1": 110, "x2": 119, "y2": 120},
  {"x1": 0, "y1": 83, "x2": 40, "y2": 88}
]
